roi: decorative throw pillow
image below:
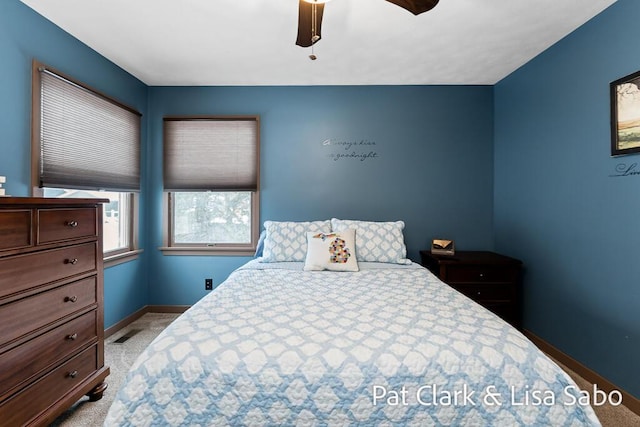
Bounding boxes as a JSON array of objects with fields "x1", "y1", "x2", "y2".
[
  {"x1": 331, "y1": 218, "x2": 410, "y2": 264},
  {"x1": 304, "y1": 229, "x2": 359, "y2": 272},
  {"x1": 261, "y1": 220, "x2": 331, "y2": 262}
]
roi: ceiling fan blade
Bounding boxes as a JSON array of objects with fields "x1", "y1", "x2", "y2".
[
  {"x1": 296, "y1": 0, "x2": 325, "y2": 48},
  {"x1": 385, "y1": 0, "x2": 439, "y2": 15}
]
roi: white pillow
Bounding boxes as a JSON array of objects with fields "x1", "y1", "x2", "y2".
[
  {"x1": 261, "y1": 220, "x2": 331, "y2": 262},
  {"x1": 304, "y1": 229, "x2": 359, "y2": 272},
  {"x1": 331, "y1": 218, "x2": 410, "y2": 264}
]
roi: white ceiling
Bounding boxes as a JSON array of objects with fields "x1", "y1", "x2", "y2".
[{"x1": 20, "y1": 0, "x2": 617, "y2": 86}]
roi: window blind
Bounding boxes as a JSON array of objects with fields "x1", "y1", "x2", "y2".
[
  {"x1": 163, "y1": 117, "x2": 259, "y2": 191},
  {"x1": 38, "y1": 69, "x2": 141, "y2": 191}
]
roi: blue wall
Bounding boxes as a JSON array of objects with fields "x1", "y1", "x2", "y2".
[
  {"x1": 494, "y1": 0, "x2": 639, "y2": 398},
  {"x1": 7, "y1": 0, "x2": 636, "y2": 400},
  {"x1": 146, "y1": 86, "x2": 495, "y2": 304},
  {"x1": 0, "y1": 1, "x2": 149, "y2": 328},
  {"x1": 0, "y1": 0, "x2": 495, "y2": 321}
]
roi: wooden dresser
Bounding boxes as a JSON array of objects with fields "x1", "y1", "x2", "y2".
[
  {"x1": 420, "y1": 250, "x2": 523, "y2": 330},
  {"x1": 0, "y1": 197, "x2": 109, "y2": 426}
]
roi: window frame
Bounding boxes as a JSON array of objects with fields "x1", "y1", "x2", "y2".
[
  {"x1": 31, "y1": 60, "x2": 142, "y2": 266},
  {"x1": 99, "y1": 190, "x2": 142, "y2": 267},
  {"x1": 160, "y1": 116, "x2": 260, "y2": 256}
]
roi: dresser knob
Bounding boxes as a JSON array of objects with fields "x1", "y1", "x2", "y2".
[
  {"x1": 64, "y1": 296, "x2": 78, "y2": 303},
  {"x1": 67, "y1": 333, "x2": 78, "y2": 341},
  {"x1": 66, "y1": 258, "x2": 79, "y2": 265},
  {"x1": 67, "y1": 370, "x2": 79, "y2": 379},
  {"x1": 476, "y1": 291, "x2": 482, "y2": 296},
  {"x1": 66, "y1": 220, "x2": 79, "y2": 228}
]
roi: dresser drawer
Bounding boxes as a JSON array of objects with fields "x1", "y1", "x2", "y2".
[
  {"x1": 451, "y1": 283, "x2": 514, "y2": 302},
  {"x1": 0, "y1": 310, "x2": 97, "y2": 397},
  {"x1": 0, "y1": 210, "x2": 32, "y2": 252},
  {"x1": 0, "y1": 277, "x2": 96, "y2": 348},
  {"x1": 445, "y1": 265, "x2": 519, "y2": 283},
  {"x1": 0, "y1": 242, "x2": 96, "y2": 299},
  {"x1": 38, "y1": 208, "x2": 97, "y2": 244},
  {"x1": 0, "y1": 345, "x2": 98, "y2": 427}
]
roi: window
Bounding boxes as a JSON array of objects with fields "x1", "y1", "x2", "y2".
[
  {"x1": 172, "y1": 192, "x2": 251, "y2": 244},
  {"x1": 163, "y1": 117, "x2": 260, "y2": 255},
  {"x1": 32, "y1": 61, "x2": 141, "y2": 262}
]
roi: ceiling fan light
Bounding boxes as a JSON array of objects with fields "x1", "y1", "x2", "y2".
[
  {"x1": 302, "y1": 0, "x2": 331, "y2": 3},
  {"x1": 385, "y1": 0, "x2": 439, "y2": 15},
  {"x1": 297, "y1": 0, "x2": 325, "y2": 48}
]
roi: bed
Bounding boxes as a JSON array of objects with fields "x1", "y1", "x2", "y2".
[{"x1": 104, "y1": 220, "x2": 601, "y2": 426}]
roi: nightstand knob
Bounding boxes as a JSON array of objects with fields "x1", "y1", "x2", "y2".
[{"x1": 476, "y1": 291, "x2": 482, "y2": 296}]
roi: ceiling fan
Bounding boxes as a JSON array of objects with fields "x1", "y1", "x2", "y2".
[{"x1": 296, "y1": 0, "x2": 440, "y2": 52}]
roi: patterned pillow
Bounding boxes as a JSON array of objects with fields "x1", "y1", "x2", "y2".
[
  {"x1": 304, "y1": 229, "x2": 359, "y2": 272},
  {"x1": 331, "y1": 218, "x2": 410, "y2": 264},
  {"x1": 261, "y1": 220, "x2": 332, "y2": 262}
]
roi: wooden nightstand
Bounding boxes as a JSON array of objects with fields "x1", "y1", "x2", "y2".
[{"x1": 420, "y1": 250, "x2": 523, "y2": 330}]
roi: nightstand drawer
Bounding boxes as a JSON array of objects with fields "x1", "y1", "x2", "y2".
[
  {"x1": 445, "y1": 265, "x2": 519, "y2": 283},
  {"x1": 420, "y1": 250, "x2": 523, "y2": 330},
  {"x1": 478, "y1": 302, "x2": 518, "y2": 326},
  {"x1": 451, "y1": 283, "x2": 513, "y2": 301}
]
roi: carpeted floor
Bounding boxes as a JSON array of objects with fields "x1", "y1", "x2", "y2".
[
  {"x1": 548, "y1": 357, "x2": 639, "y2": 427},
  {"x1": 51, "y1": 313, "x2": 638, "y2": 426}
]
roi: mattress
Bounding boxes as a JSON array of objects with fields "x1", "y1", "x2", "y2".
[{"x1": 104, "y1": 260, "x2": 601, "y2": 426}]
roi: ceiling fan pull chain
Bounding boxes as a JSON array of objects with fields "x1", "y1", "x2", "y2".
[{"x1": 309, "y1": 3, "x2": 318, "y2": 60}]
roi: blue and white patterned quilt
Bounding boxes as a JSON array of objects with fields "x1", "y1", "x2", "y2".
[{"x1": 105, "y1": 261, "x2": 601, "y2": 426}]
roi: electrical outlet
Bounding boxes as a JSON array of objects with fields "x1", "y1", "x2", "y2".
[{"x1": 205, "y1": 278, "x2": 213, "y2": 290}]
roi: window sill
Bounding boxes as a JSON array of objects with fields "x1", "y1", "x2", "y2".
[
  {"x1": 159, "y1": 247, "x2": 255, "y2": 257},
  {"x1": 105, "y1": 249, "x2": 143, "y2": 268}
]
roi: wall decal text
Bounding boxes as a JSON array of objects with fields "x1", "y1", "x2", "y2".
[
  {"x1": 609, "y1": 162, "x2": 640, "y2": 178},
  {"x1": 323, "y1": 139, "x2": 380, "y2": 162}
]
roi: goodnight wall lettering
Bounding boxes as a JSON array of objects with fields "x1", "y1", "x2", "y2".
[{"x1": 323, "y1": 139, "x2": 380, "y2": 162}]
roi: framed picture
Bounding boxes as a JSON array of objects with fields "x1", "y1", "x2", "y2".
[{"x1": 611, "y1": 70, "x2": 640, "y2": 156}]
